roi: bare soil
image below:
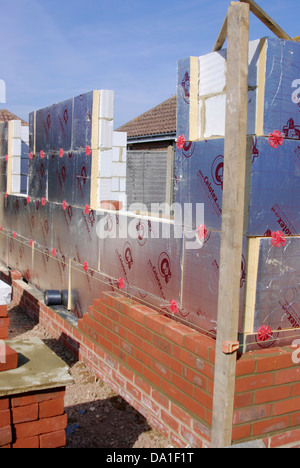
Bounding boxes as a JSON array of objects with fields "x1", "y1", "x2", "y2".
[{"x1": 7, "y1": 301, "x2": 171, "y2": 449}]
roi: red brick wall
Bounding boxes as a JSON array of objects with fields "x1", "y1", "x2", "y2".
[{"x1": 5, "y1": 269, "x2": 300, "y2": 448}]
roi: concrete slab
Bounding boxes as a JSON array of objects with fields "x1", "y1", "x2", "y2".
[{"x1": 0, "y1": 337, "x2": 73, "y2": 397}]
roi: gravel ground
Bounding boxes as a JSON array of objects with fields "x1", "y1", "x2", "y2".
[{"x1": 7, "y1": 301, "x2": 171, "y2": 449}]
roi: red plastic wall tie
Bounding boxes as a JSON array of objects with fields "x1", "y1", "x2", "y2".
[
  {"x1": 13, "y1": 232, "x2": 16, "y2": 238},
  {"x1": 27, "y1": 196, "x2": 30, "y2": 204},
  {"x1": 83, "y1": 261, "x2": 88, "y2": 272},
  {"x1": 29, "y1": 152, "x2": 33, "y2": 160},
  {"x1": 85, "y1": 145, "x2": 91, "y2": 156},
  {"x1": 40, "y1": 150, "x2": 45, "y2": 159},
  {"x1": 268, "y1": 130, "x2": 283, "y2": 149},
  {"x1": 52, "y1": 248, "x2": 56, "y2": 257},
  {"x1": 271, "y1": 230, "x2": 286, "y2": 248},
  {"x1": 4, "y1": 192, "x2": 7, "y2": 198},
  {"x1": 176, "y1": 135, "x2": 186, "y2": 150},
  {"x1": 5, "y1": 155, "x2": 8, "y2": 162},
  {"x1": 30, "y1": 239, "x2": 33, "y2": 246},
  {"x1": 197, "y1": 224, "x2": 207, "y2": 241},
  {"x1": 62, "y1": 201, "x2": 67, "y2": 210},
  {"x1": 170, "y1": 300, "x2": 178, "y2": 315},
  {"x1": 257, "y1": 325, "x2": 272, "y2": 342},
  {"x1": 41, "y1": 197, "x2": 46, "y2": 206},
  {"x1": 84, "y1": 204, "x2": 90, "y2": 215},
  {"x1": 0, "y1": 226, "x2": 3, "y2": 232},
  {"x1": 118, "y1": 278, "x2": 125, "y2": 290},
  {"x1": 59, "y1": 148, "x2": 64, "y2": 158}
]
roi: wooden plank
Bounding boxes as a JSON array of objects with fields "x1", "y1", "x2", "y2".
[
  {"x1": 211, "y1": 2, "x2": 250, "y2": 448},
  {"x1": 239, "y1": 0, "x2": 292, "y2": 40},
  {"x1": 213, "y1": 14, "x2": 227, "y2": 51}
]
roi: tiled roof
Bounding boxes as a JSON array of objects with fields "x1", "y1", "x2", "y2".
[
  {"x1": 116, "y1": 95, "x2": 176, "y2": 138},
  {"x1": 0, "y1": 109, "x2": 29, "y2": 126}
]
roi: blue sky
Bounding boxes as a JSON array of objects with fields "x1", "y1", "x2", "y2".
[{"x1": 0, "y1": 0, "x2": 299, "y2": 129}]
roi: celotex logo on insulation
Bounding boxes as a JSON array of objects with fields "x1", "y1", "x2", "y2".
[
  {"x1": 96, "y1": 202, "x2": 206, "y2": 250},
  {"x1": 0, "y1": 340, "x2": 6, "y2": 364}
]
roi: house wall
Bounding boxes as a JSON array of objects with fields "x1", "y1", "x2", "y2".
[{"x1": 3, "y1": 267, "x2": 300, "y2": 448}]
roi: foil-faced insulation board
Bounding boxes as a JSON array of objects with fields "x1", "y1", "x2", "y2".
[{"x1": 175, "y1": 137, "x2": 300, "y2": 235}]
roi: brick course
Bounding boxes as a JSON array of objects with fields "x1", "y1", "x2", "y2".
[{"x1": 4, "y1": 269, "x2": 300, "y2": 448}]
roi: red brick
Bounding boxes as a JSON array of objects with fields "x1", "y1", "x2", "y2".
[
  {"x1": 0, "y1": 426, "x2": 12, "y2": 446},
  {"x1": 232, "y1": 424, "x2": 251, "y2": 442},
  {"x1": 144, "y1": 341, "x2": 161, "y2": 361},
  {"x1": 0, "y1": 397, "x2": 9, "y2": 410},
  {"x1": 235, "y1": 356, "x2": 256, "y2": 376},
  {"x1": 0, "y1": 344, "x2": 18, "y2": 372},
  {"x1": 270, "y1": 427, "x2": 300, "y2": 448},
  {"x1": 0, "y1": 409, "x2": 10, "y2": 428},
  {"x1": 14, "y1": 413, "x2": 67, "y2": 439},
  {"x1": 161, "y1": 380, "x2": 182, "y2": 405},
  {"x1": 144, "y1": 314, "x2": 170, "y2": 334},
  {"x1": 11, "y1": 388, "x2": 65, "y2": 407},
  {"x1": 233, "y1": 404, "x2": 271, "y2": 424},
  {"x1": 254, "y1": 385, "x2": 291, "y2": 404},
  {"x1": 12, "y1": 436, "x2": 39, "y2": 448},
  {"x1": 192, "y1": 418, "x2": 211, "y2": 442},
  {"x1": 0, "y1": 317, "x2": 9, "y2": 327},
  {"x1": 162, "y1": 353, "x2": 183, "y2": 375},
  {"x1": 152, "y1": 335, "x2": 172, "y2": 354},
  {"x1": 234, "y1": 392, "x2": 253, "y2": 408},
  {"x1": 12, "y1": 403, "x2": 38, "y2": 424},
  {"x1": 128, "y1": 305, "x2": 157, "y2": 324},
  {"x1": 163, "y1": 322, "x2": 195, "y2": 346},
  {"x1": 252, "y1": 415, "x2": 289, "y2": 436},
  {"x1": 152, "y1": 361, "x2": 171, "y2": 381},
  {"x1": 235, "y1": 373, "x2": 273, "y2": 393},
  {"x1": 172, "y1": 345, "x2": 196, "y2": 367},
  {"x1": 181, "y1": 394, "x2": 206, "y2": 420},
  {"x1": 161, "y1": 409, "x2": 180, "y2": 432},
  {"x1": 255, "y1": 351, "x2": 294, "y2": 373},
  {"x1": 170, "y1": 402, "x2": 192, "y2": 427},
  {"x1": 274, "y1": 367, "x2": 300, "y2": 385},
  {"x1": 39, "y1": 398, "x2": 65, "y2": 419},
  {"x1": 184, "y1": 333, "x2": 215, "y2": 361},
  {"x1": 39, "y1": 430, "x2": 66, "y2": 448},
  {"x1": 114, "y1": 297, "x2": 136, "y2": 315},
  {"x1": 0, "y1": 327, "x2": 8, "y2": 340},
  {"x1": 0, "y1": 305, "x2": 7, "y2": 317},
  {"x1": 100, "y1": 291, "x2": 122, "y2": 308},
  {"x1": 272, "y1": 396, "x2": 300, "y2": 416}
]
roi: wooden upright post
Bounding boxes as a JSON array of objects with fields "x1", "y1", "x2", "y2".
[{"x1": 211, "y1": 2, "x2": 249, "y2": 448}]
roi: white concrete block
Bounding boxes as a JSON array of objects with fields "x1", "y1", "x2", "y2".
[
  {"x1": 99, "y1": 90, "x2": 114, "y2": 120},
  {"x1": 11, "y1": 156, "x2": 21, "y2": 175},
  {"x1": 119, "y1": 177, "x2": 126, "y2": 192},
  {"x1": 99, "y1": 119, "x2": 113, "y2": 149},
  {"x1": 97, "y1": 177, "x2": 112, "y2": 202},
  {"x1": 199, "y1": 50, "x2": 226, "y2": 96},
  {"x1": 11, "y1": 174, "x2": 21, "y2": 193},
  {"x1": 112, "y1": 146, "x2": 120, "y2": 162},
  {"x1": 12, "y1": 120, "x2": 22, "y2": 138},
  {"x1": 113, "y1": 131, "x2": 127, "y2": 148},
  {"x1": 120, "y1": 147, "x2": 126, "y2": 163},
  {"x1": 21, "y1": 125, "x2": 29, "y2": 143},
  {"x1": 112, "y1": 161, "x2": 127, "y2": 178},
  {"x1": 111, "y1": 177, "x2": 120, "y2": 192},
  {"x1": 12, "y1": 138, "x2": 21, "y2": 156},
  {"x1": 99, "y1": 154, "x2": 113, "y2": 178},
  {"x1": 204, "y1": 94, "x2": 226, "y2": 138}
]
